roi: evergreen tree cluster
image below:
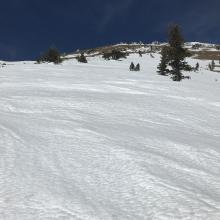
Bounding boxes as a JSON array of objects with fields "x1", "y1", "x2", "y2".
[
  {"x1": 130, "y1": 62, "x2": 140, "y2": 71},
  {"x1": 37, "y1": 47, "x2": 62, "y2": 64},
  {"x1": 157, "y1": 25, "x2": 191, "y2": 81},
  {"x1": 192, "y1": 44, "x2": 201, "y2": 50},
  {"x1": 103, "y1": 50, "x2": 127, "y2": 60}
]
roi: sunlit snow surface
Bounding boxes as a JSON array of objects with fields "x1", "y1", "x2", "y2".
[{"x1": 0, "y1": 54, "x2": 220, "y2": 219}]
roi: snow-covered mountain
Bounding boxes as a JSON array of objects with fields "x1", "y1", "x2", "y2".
[{"x1": 0, "y1": 52, "x2": 220, "y2": 219}]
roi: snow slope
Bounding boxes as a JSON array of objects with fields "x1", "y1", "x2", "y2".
[{"x1": 0, "y1": 54, "x2": 220, "y2": 220}]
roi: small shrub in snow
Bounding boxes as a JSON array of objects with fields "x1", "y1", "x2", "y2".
[
  {"x1": 212, "y1": 60, "x2": 215, "y2": 68},
  {"x1": 139, "y1": 51, "x2": 142, "y2": 57},
  {"x1": 195, "y1": 62, "x2": 199, "y2": 71},
  {"x1": 209, "y1": 60, "x2": 215, "y2": 71},
  {"x1": 150, "y1": 53, "x2": 154, "y2": 58},
  {"x1": 76, "y1": 53, "x2": 88, "y2": 63},
  {"x1": 215, "y1": 45, "x2": 220, "y2": 50},
  {"x1": 192, "y1": 44, "x2": 201, "y2": 50},
  {"x1": 183, "y1": 75, "x2": 191, "y2": 79},
  {"x1": 183, "y1": 64, "x2": 194, "y2": 72}
]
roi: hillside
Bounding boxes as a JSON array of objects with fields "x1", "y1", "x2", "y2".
[
  {"x1": 0, "y1": 53, "x2": 220, "y2": 219},
  {"x1": 65, "y1": 42, "x2": 220, "y2": 61}
]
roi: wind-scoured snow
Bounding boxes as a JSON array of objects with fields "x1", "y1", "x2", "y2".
[{"x1": 0, "y1": 54, "x2": 220, "y2": 220}]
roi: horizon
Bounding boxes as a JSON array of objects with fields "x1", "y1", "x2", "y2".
[
  {"x1": 1, "y1": 41, "x2": 218, "y2": 62},
  {"x1": 0, "y1": 0, "x2": 219, "y2": 61}
]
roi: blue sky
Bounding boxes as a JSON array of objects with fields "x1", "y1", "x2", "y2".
[{"x1": 0, "y1": 0, "x2": 219, "y2": 60}]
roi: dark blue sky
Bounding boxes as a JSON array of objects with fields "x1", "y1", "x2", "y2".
[{"x1": 0, "y1": 0, "x2": 219, "y2": 60}]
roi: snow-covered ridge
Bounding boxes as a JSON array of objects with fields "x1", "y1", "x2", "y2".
[{"x1": 64, "y1": 42, "x2": 220, "y2": 60}]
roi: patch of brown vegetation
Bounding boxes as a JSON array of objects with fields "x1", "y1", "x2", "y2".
[
  {"x1": 77, "y1": 44, "x2": 162, "y2": 57},
  {"x1": 191, "y1": 51, "x2": 220, "y2": 60},
  {"x1": 65, "y1": 43, "x2": 220, "y2": 61}
]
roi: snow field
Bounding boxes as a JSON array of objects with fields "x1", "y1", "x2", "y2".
[{"x1": 0, "y1": 54, "x2": 220, "y2": 219}]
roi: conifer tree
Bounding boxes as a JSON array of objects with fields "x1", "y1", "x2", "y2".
[
  {"x1": 157, "y1": 25, "x2": 191, "y2": 81},
  {"x1": 135, "y1": 63, "x2": 140, "y2": 71},
  {"x1": 157, "y1": 46, "x2": 169, "y2": 75},
  {"x1": 195, "y1": 62, "x2": 199, "y2": 71},
  {"x1": 167, "y1": 25, "x2": 189, "y2": 81},
  {"x1": 130, "y1": 62, "x2": 135, "y2": 71}
]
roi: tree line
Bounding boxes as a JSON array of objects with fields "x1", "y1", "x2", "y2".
[{"x1": 37, "y1": 24, "x2": 215, "y2": 82}]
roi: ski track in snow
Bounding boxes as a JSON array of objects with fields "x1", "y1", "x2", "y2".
[{"x1": 0, "y1": 54, "x2": 220, "y2": 219}]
